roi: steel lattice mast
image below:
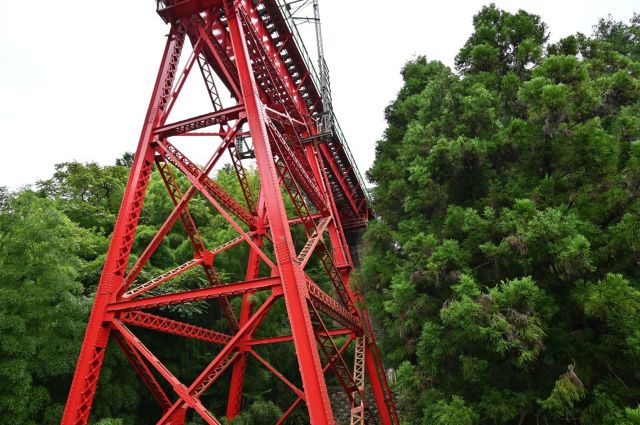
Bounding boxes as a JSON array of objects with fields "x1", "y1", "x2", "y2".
[{"x1": 61, "y1": 1, "x2": 398, "y2": 424}]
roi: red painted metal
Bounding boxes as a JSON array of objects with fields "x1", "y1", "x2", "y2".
[
  {"x1": 120, "y1": 311, "x2": 232, "y2": 345},
  {"x1": 61, "y1": 1, "x2": 397, "y2": 424},
  {"x1": 155, "y1": 156, "x2": 239, "y2": 329},
  {"x1": 310, "y1": 302, "x2": 359, "y2": 404},
  {"x1": 108, "y1": 277, "x2": 281, "y2": 312},
  {"x1": 155, "y1": 105, "x2": 245, "y2": 137},
  {"x1": 113, "y1": 332, "x2": 173, "y2": 412},
  {"x1": 226, "y1": 193, "x2": 266, "y2": 419},
  {"x1": 276, "y1": 334, "x2": 356, "y2": 425},
  {"x1": 224, "y1": 2, "x2": 335, "y2": 423},
  {"x1": 249, "y1": 349, "x2": 305, "y2": 398},
  {"x1": 247, "y1": 328, "x2": 353, "y2": 346}
]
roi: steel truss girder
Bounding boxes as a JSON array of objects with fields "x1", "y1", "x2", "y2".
[
  {"x1": 307, "y1": 279, "x2": 361, "y2": 331},
  {"x1": 62, "y1": 2, "x2": 397, "y2": 424},
  {"x1": 124, "y1": 257, "x2": 202, "y2": 299},
  {"x1": 298, "y1": 216, "x2": 331, "y2": 267},
  {"x1": 119, "y1": 185, "x2": 198, "y2": 296},
  {"x1": 157, "y1": 0, "x2": 223, "y2": 24},
  {"x1": 228, "y1": 138, "x2": 257, "y2": 212},
  {"x1": 123, "y1": 231, "x2": 252, "y2": 301},
  {"x1": 272, "y1": 142, "x2": 359, "y2": 321},
  {"x1": 268, "y1": 122, "x2": 328, "y2": 213},
  {"x1": 108, "y1": 276, "x2": 280, "y2": 312},
  {"x1": 318, "y1": 142, "x2": 362, "y2": 221},
  {"x1": 112, "y1": 320, "x2": 221, "y2": 424},
  {"x1": 191, "y1": 13, "x2": 241, "y2": 99},
  {"x1": 237, "y1": 7, "x2": 309, "y2": 121},
  {"x1": 247, "y1": 328, "x2": 353, "y2": 346},
  {"x1": 350, "y1": 336, "x2": 368, "y2": 425},
  {"x1": 224, "y1": 1, "x2": 338, "y2": 422},
  {"x1": 197, "y1": 52, "x2": 224, "y2": 111},
  {"x1": 119, "y1": 124, "x2": 244, "y2": 297},
  {"x1": 154, "y1": 104, "x2": 245, "y2": 138},
  {"x1": 310, "y1": 304, "x2": 359, "y2": 401},
  {"x1": 158, "y1": 139, "x2": 257, "y2": 228},
  {"x1": 156, "y1": 292, "x2": 279, "y2": 423},
  {"x1": 120, "y1": 311, "x2": 232, "y2": 345}
]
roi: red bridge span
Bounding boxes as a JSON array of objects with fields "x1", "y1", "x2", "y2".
[{"x1": 61, "y1": 1, "x2": 398, "y2": 424}]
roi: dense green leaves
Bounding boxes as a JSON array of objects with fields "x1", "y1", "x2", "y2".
[
  {"x1": 455, "y1": 5, "x2": 548, "y2": 77},
  {"x1": 0, "y1": 192, "x2": 92, "y2": 424},
  {"x1": 359, "y1": 6, "x2": 640, "y2": 425}
]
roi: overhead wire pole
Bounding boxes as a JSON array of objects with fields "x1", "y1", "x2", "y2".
[
  {"x1": 312, "y1": 0, "x2": 332, "y2": 135},
  {"x1": 61, "y1": 0, "x2": 397, "y2": 423}
]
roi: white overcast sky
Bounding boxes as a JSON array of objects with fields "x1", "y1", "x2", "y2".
[{"x1": 0, "y1": 0, "x2": 638, "y2": 189}]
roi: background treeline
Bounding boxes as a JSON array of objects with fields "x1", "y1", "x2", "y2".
[
  {"x1": 358, "y1": 5, "x2": 640, "y2": 425},
  {"x1": 0, "y1": 157, "x2": 317, "y2": 424}
]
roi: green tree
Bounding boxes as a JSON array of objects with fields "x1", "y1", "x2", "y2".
[
  {"x1": 0, "y1": 192, "x2": 92, "y2": 424},
  {"x1": 359, "y1": 6, "x2": 640, "y2": 424}
]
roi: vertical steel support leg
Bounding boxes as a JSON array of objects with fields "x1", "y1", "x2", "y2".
[
  {"x1": 61, "y1": 24, "x2": 186, "y2": 425},
  {"x1": 224, "y1": 2, "x2": 335, "y2": 423},
  {"x1": 225, "y1": 292, "x2": 250, "y2": 419},
  {"x1": 365, "y1": 346, "x2": 393, "y2": 425},
  {"x1": 303, "y1": 128, "x2": 396, "y2": 425},
  {"x1": 226, "y1": 194, "x2": 265, "y2": 419},
  {"x1": 349, "y1": 336, "x2": 366, "y2": 425}
]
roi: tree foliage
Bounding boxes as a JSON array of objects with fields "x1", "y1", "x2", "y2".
[
  {"x1": 0, "y1": 192, "x2": 93, "y2": 424},
  {"x1": 359, "y1": 6, "x2": 640, "y2": 424}
]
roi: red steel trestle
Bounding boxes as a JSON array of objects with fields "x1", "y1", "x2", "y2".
[{"x1": 61, "y1": 1, "x2": 397, "y2": 424}]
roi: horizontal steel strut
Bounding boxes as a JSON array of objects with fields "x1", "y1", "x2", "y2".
[{"x1": 61, "y1": 1, "x2": 397, "y2": 425}]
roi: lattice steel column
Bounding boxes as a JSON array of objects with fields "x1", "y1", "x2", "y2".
[{"x1": 61, "y1": 24, "x2": 186, "y2": 425}]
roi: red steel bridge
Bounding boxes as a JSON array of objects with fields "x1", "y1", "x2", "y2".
[{"x1": 61, "y1": 0, "x2": 398, "y2": 424}]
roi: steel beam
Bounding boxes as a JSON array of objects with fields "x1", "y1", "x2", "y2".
[
  {"x1": 107, "y1": 276, "x2": 280, "y2": 312},
  {"x1": 61, "y1": 24, "x2": 187, "y2": 425},
  {"x1": 224, "y1": 1, "x2": 335, "y2": 423},
  {"x1": 112, "y1": 321, "x2": 221, "y2": 424},
  {"x1": 154, "y1": 104, "x2": 244, "y2": 137},
  {"x1": 113, "y1": 332, "x2": 172, "y2": 412},
  {"x1": 155, "y1": 157, "x2": 239, "y2": 329},
  {"x1": 275, "y1": 335, "x2": 355, "y2": 425},
  {"x1": 226, "y1": 193, "x2": 267, "y2": 420},
  {"x1": 247, "y1": 328, "x2": 353, "y2": 346},
  {"x1": 119, "y1": 311, "x2": 232, "y2": 345}
]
